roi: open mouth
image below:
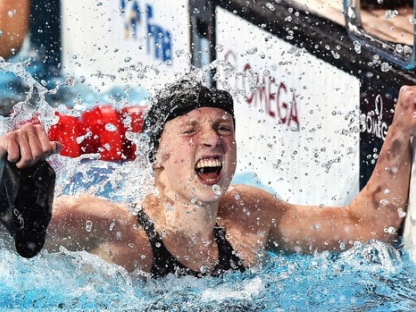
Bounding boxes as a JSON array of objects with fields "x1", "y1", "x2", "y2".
[{"x1": 195, "y1": 158, "x2": 222, "y2": 183}]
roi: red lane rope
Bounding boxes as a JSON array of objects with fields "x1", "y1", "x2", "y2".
[{"x1": 48, "y1": 105, "x2": 147, "y2": 161}]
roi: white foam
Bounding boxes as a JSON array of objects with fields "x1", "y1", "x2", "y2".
[{"x1": 200, "y1": 276, "x2": 263, "y2": 302}]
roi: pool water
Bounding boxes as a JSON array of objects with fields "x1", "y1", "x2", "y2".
[{"x1": 1, "y1": 233, "x2": 416, "y2": 311}]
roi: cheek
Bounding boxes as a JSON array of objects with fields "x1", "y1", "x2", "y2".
[
  {"x1": 159, "y1": 140, "x2": 192, "y2": 165},
  {"x1": 225, "y1": 139, "x2": 237, "y2": 155},
  {"x1": 160, "y1": 150, "x2": 171, "y2": 163},
  {"x1": 154, "y1": 141, "x2": 172, "y2": 165}
]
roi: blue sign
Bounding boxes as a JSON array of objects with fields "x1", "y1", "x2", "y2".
[{"x1": 120, "y1": 0, "x2": 173, "y2": 63}]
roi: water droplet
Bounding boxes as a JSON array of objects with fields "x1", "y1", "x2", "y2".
[
  {"x1": 394, "y1": 45, "x2": 404, "y2": 55},
  {"x1": 266, "y1": 3, "x2": 275, "y2": 11},
  {"x1": 65, "y1": 75, "x2": 75, "y2": 87},
  {"x1": 380, "y1": 199, "x2": 389, "y2": 206},
  {"x1": 331, "y1": 51, "x2": 340, "y2": 59},
  {"x1": 398, "y1": 208, "x2": 406, "y2": 218},
  {"x1": 175, "y1": 49, "x2": 185, "y2": 57},
  {"x1": 165, "y1": 203, "x2": 173, "y2": 211},
  {"x1": 86, "y1": 220, "x2": 93, "y2": 232},
  {"x1": 286, "y1": 30, "x2": 294, "y2": 40},
  {"x1": 246, "y1": 47, "x2": 258, "y2": 55},
  {"x1": 347, "y1": 7, "x2": 356, "y2": 19},
  {"x1": 105, "y1": 123, "x2": 118, "y2": 132},
  {"x1": 381, "y1": 62, "x2": 391, "y2": 72},
  {"x1": 385, "y1": 10, "x2": 398, "y2": 19},
  {"x1": 212, "y1": 184, "x2": 222, "y2": 196},
  {"x1": 353, "y1": 40, "x2": 361, "y2": 54}
]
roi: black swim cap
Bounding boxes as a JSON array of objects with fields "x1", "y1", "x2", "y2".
[{"x1": 142, "y1": 79, "x2": 235, "y2": 163}]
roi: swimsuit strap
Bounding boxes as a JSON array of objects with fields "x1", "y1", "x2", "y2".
[
  {"x1": 213, "y1": 224, "x2": 246, "y2": 273},
  {"x1": 136, "y1": 208, "x2": 192, "y2": 277},
  {"x1": 136, "y1": 208, "x2": 245, "y2": 278}
]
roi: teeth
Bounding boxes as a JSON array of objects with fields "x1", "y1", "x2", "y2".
[{"x1": 196, "y1": 159, "x2": 222, "y2": 169}]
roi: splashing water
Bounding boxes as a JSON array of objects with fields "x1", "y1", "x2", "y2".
[
  {"x1": 0, "y1": 58, "x2": 155, "y2": 201},
  {"x1": 0, "y1": 59, "x2": 54, "y2": 134},
  {"x1": 1, "y1": 238, "x2": 416, "y2": 311}
]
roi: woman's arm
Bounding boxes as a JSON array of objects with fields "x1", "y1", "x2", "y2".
[
  {"x1": 268, "y1": 86, "x2": 416, "y2": 252},
  {"x1": 45, "y1": 195, "x2": 153, "y2": 273},
  {"x1": 220, "y1": 86, "x2": 416, "y2": 254},
  {"x1": 0, "y1": 123, "x2": 153, "y2": 272}
]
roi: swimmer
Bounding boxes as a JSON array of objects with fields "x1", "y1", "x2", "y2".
[
  {"x1": 0, "y1": 79, "x2": 414, "y2": 277},
  {"x1": 0, "y1": 0, "x2": 30, "y2": 59}
]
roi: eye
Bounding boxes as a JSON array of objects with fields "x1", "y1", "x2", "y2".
[
  {"x1": 182, "y1": 126, "x2": 197, "y2": 135},
  {"x1": 217, "y1": 124, "x2": 233, "y2": 135}
]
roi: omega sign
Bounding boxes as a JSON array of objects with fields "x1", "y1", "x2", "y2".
[
  {"x1": 360, "y1": 94, "x2": 388, "y2": 141},
  {"x1": 223, "y1": 50, "x2": 300, "y2": 130}
]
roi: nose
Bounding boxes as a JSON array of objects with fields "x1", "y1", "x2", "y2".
[{"x1": 201, "y1": 127, "x2": 222, "y2": 148}]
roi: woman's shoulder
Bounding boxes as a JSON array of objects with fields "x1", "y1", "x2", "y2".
[{"x1": 220, "y1": 184, "x2": 288, "y2": 217}]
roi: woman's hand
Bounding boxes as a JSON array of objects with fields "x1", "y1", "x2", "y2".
[
  {"x1": 0, "y1": 122, "x2": 62, "y2": 168},
  {"x1": 391, "y1": 86, "x2": 416, "y2": 138}
]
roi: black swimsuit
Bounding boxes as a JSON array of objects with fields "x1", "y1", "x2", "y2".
[{"x1": 136, "y1": 209, "x2": 246, "y2": 278}]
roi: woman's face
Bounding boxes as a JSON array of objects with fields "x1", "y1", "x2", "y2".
[{"x1": 154, "y1": 107, "x2": 237, "y2": 204}]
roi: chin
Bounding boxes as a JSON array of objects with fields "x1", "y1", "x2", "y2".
[{"x1": 194, "y1": 186, "x2": 226, "y2": 204}]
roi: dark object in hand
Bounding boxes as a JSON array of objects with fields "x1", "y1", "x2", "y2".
[{"x1": 0, "y1": 159, "x2": 55, "y2": 258}]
